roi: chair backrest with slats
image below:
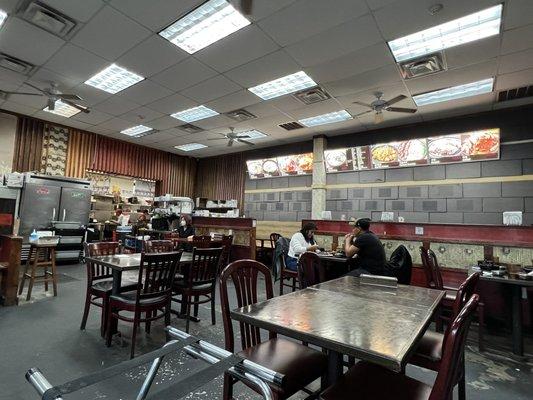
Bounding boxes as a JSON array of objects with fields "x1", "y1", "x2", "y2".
[
  {"x1": 186, "y1": 247, "x2": 223, "y2": 287},
  {"x1": 419, "y1": 247, "x2": 444, "y2": 289},
  {"x1": 298, "y1": 252, "x2": 326, "y2": 289},
  {"x1": 219, "y1": 235, "x2": 233, "y2": 268},
  {"x1": 219, "y1": 259, "x2": 275, "y2": 352},
  {"x1": 191, "y1": 235, "x2": 212, "y2": 249},
  {"x1": 136, "y1": 251, "x2": 182, "y2": 304},
  {"x1": 85, "y1": 242, "x2": 121, "y2": 283},
  {"x1": 144, "y1": 240, "x2": 174, "y2": 253},
  {"x1": 430, "y1": 294, "x2": 479, "y2": 400},
  {"x1": 269, "y1": 233, "x2": 281, "y2": 250}
]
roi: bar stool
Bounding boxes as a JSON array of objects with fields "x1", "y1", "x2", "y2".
[{"x1": 18, "y1": 243, "x2": 58, "y2": 301}]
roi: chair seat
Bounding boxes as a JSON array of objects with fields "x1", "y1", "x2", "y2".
[
  {"x1": 91, "y1": 279, "x2": 138, "y2": 294},
  {"x1": 110, "y1": 291, "x2": 167, "y2": 308},
  {"x1": 320, "y1": 361, "x2": 432, "y2": 400},
  {"x1": 238, "y1": 338, "x2": 327, "y2": 397},
  {"x1": 173, "y1": 281, "x2": 213, "y2": 293},
  {"x1": 410, "y1": 330, "x2": 443, "y2": 370},
  {"x1": 282, "y1": 269, "x2": 298, "y2": 277},
  {"x1": 442, "y1": 291, "x2": 456, "y2": 307}
]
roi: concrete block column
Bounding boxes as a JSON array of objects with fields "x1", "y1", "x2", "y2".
[{"x1": 312, "y1": 135, "x2": 327, "y2": 219}]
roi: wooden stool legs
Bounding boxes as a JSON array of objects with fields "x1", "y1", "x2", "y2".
[{"x1": 18, "y1": 246, "x2": 57, "y2": 301}]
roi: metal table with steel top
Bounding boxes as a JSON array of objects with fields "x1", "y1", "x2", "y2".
[{"x1": 231, "y1": 276, "x2": 444, "y2": 385}]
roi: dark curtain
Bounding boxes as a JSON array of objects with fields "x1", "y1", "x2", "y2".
[{"x1": 12, "y1": 117, "x2": 44, "y2": 172}]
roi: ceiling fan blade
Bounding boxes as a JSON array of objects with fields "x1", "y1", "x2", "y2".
[
  {"x1": 23, "y1": 82, "x2": 46, "y2": 94},
  {"x1": 237, "y1": 138, "x2": 255, "y2": 146},
  {"x1": 386, "y1": 107, "x2": 417, "y2": 114},
  {"x1": 240, "y1": 0, "x2": 253, "y2": 14},
  {"x1": 62, "y1": 99, "x2": 90, "y2": 113},
  {"x1": 207, "y1": 137, "x2": 227, "y2": 141},
  {"x1": 352, "y1": 101, "x2": 373, "y2": 108},
  {"x1": 385, "y1": 94, "x2": 407, "y2": 106},
  {"x1": 236, "y1": 135, "x2": 250, "y2": 139},
  {"x1": 57, "y1": 93, "x2": 82, "y2": 101},
  {"x1": 374, "y1": 112, "x2": 384, "y2": 124},
  {"x1": 47, "y1": 98, "x2": 55, "y2": 110},
  {"x1": 2, "y1": 91, "x2": 43, "y2": 96},
  {"x1": 353, "y1": 110, "x2": 373, "y2": 117},
  {"x1": 227, "y1": 139, "x2": 234, "y2": 147}
]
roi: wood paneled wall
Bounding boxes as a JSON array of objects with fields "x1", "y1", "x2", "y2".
[
  {"x1": 12, "y1": 117, "x2": 44, "y2": 172},
  {"x1": 195, "y1": 153, "x2": 246, "y2": 210},
  {"x1": 65, "y1": 128, "x2": 95, "y2": 178}
]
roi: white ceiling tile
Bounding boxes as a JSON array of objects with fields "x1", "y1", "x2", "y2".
[
  {"x1": 283, "y1": 98, "x2": 347, "y2": 120},
  {"x1": 162, "y1": 127, "x2": 195, "y2": 138},
  {"x1": 0, "y1": 68, "x2": 27, "y2": 89},
  {"x1": 357, "y1": 111, "x2": 423, "y2": 130},
  {"x1": 180, "y1": 75, "x2": 241, "y2": 103},
  {"x1": 444, "y1": 36, "x2": 500, "y2": 70},
  {"x1": 418, "y1": 92, "x2": 494, "y2": 119},
  {"x1": 93, "y1": 96, "x2": 141, "y2": 116},
  {"x1": 42, "y1": 44, "x2": 109, "y2": 84},
  {"x1": 71, "y1": 108, "x2": 113, "y2": 125},
  {"x1": 307, "y1": 42, "x2": 395, "y2": 83},
  {"x1": 192, "y1": 114, "x2": 235, "y2": 130},
  {"x1": 205, "y1": 89, "x2": 261, "y2": 113},
  {"x1": 405, "y1": 60, "x2": 498, "y2": 95},
  {"x1": 0, "y1": 100, "x2": 39, "y2": 115},
  {"x1": 374, "y1": 0, "x2": 502, "y2": 40},
  {"x1": 33, "y1": 110, "x2": 69, "y2": 123},
  {"x1": 244, "y1": 101, "x2": 286, "y2": 118},
  {"x1": 505, "y1": 0, "x2": 533, "y2": 30},
  {"x1": 145, "y1": 92, "x2": 196, "y2": 114},
  {"x1": 495, "y1": 67, "x2": 533, "y2": 91},
  {"x1": 8, "y1": 89, "x2": 47, "y2": 109},
  {"x1": 322, "y1": 64, "x2": 403, "y2": 97},
  {"x1": 65, "y1": 119, "x2": 93, "y2": 130},
  {"x1": 110, "y1": 0, "x2": 204, "y2": 31},
  {"x1": 498, "y1": 48, "x2": 533, "y2": 75},
  {"x1": 116, "y1": 35, "x2": 188, "y2": 78},
  {"x1": 151, "y1": 58, "x2": 217, "y2": 91},
  {"x1": 146, "y1": 116, "x2": 180, "y2": 130},
  {"x1": 501, "y1": 24, "x2": 533, "y2": 55},
  {"x1": 0, "y1": 0, "x2": 21, "y2": 13},
  {"x1": 117, "y1": 79, "x2": 173, "y2": 105},
  {"x1": 119, "y1": 106, "x2": 165, "y2": 124},
  {"x1": 93, "y1": 117, "x2": 132, "y2": 132},
  {"x1": 72, "y1": 84, "x2": 112, "y2": 106},
  {"x1": 29, "y1": 67, "x2": 80, "y2": 89},
  {"x1": 258, "y1": 0, "x2": 369, "y2": 46},
  {"x1": 365, "y1": 0, "x2": 397, "y2": 11},
  {"x1": 224, "y1": 50, "x2": 301, "y2": 87},
  {"x1": 268, "y1": 93, "x2": 311, "y2": 112},
  {"x1": 285, "y1": 14, "x2": 382, "y2": 67},
  {"x1": 40, "y1": 0, "x2": 104, "y2": 22},
  {"x1": 0, "y1": 18, "x2": 65, "y2": 65},
  {"x1": 71, "y1": 6, "x2": 151, "y2": 60},
  {"x1": 195, "y1": 25, "x2": 279, "y2": 73},
  {"x1": 228, "y1": 0, "x2": 298, "y2": 22}
]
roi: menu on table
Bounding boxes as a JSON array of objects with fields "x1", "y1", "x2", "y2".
[{"x1": 324, "y1": 148, "x2": 353, "y2": 173}]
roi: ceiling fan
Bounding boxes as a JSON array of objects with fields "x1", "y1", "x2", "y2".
[
  {"x1": 208, "y1": 127, "x2": 255, "y2": 147},
  {"x1": 0, "y1": 82, "x2": 90, "y2": 113},
  {"x1": 352, "y1": 92, "x2": 416, "y2": 124}
]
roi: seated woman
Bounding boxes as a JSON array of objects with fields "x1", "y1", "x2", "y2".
[
  {"x1": 344, "y1": 218, "x2": 386, "y2": 277},
  {"x1": 177, "y1": 214, "x2": 195, "y2": 239},
  {"x1": 286, "y1": 222, "x2": 319, "y2": 271}
]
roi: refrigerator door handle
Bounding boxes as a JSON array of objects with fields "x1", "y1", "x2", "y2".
[
  {"x1": 52, "y1": 208, "x2": 56, "y2": 221},
  {"x1": 62, "y1": 209, "x2": 66, "y2": 221}
]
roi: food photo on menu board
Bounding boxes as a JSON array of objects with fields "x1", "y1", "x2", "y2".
[
  {"x1": 428, "y1": 134, "x2": 463, "y2": 163},
  {"x1": 370, "y1": 143, "x2": 400, "y2": 168},
  {"x1": 324, "y1": 148, "x2": 354, "y2": 172},
  {"x1": 278, "y1": 153, "x2": 314, "y2": 176},
  {"x1": 460, "y1": 129, "x2": 500, "y2": 161},
  {"x1": 246, "y1": 158, "x2": 281, "y2": 179}
]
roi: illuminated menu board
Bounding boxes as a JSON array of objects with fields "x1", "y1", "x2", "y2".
[{"x1": 246, "y1": 129, "x2": 500, "y2": 178}]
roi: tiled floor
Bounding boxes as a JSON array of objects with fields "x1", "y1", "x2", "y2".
[{"x1": 1, "y1": 263, "x2": 532, "y2": 399}]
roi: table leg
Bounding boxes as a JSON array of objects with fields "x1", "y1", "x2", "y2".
[
  {"x1": 511, "y1": 285, "x2": 523, "y2": 357},
  {"x1": 325, "y1": 350, "x2": 344, "y2": 387},
  {"x1": 108, "y1": 269, "x2": 122, "y2": 335}
]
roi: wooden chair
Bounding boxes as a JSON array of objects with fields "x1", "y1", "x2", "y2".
[
  {"x1": 320, "y1": 294, "x2": 480, "y2": 400},
  {"x1": 191, "y1": 235, "x2": 212, "y2": 249},
  {"x1": 106, "y1": 251, "x2": 182, "y2": 359},
  {"x1": 298, "y1": 251, "x2": 326, "y2": 289},
  {"x1": 410, "y1": 272, "x2": 480, "y2": 400},
  {"x1": 279, "y1": 250, "x2": 299, "y2": 295},
  {"x1": 172, "y1": 247, "x2": 222, "y2": 333},
  {"x1": 420, "y1": 247, "x2": 485, "y2": 350},
  {"x1": 18, "y1": 243, "x2": 58, "y2": 301},
  {"x1": 144, "y1": 240, "x2": 174, "y2": 253},
  {"x1": 219, "y1": 259, "x2": 328, "y2": 400},
  {"x1": 80, "y1": 242, "x2": 138, "y2": 336},
  {"x1": 219, "y1": 235, "x2": 233, "y2": 270}
]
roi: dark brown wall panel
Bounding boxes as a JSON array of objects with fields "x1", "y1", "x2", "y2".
[{"x1": 12, "y1": 117, "x2": 44, "y2": 172}]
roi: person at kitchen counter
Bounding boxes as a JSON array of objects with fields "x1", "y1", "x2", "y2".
[
  {"x1": 344, "y1": 218, "x2": 386, "y2": 277},
  {"x1": 286, "y1": 222, "x2": 319, "y2": 271}
]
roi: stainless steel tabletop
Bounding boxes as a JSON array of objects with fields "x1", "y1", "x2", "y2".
[
  {"x1": 231, "y1": 276, "x2": 444, "y2": 372},
  {"x1": 86, "y1": 252, "x2": 193, "y2": 271}
]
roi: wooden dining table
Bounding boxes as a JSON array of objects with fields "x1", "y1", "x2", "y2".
[{"x1": 231, "y1": 275, "x2": 444, "y2": 385}]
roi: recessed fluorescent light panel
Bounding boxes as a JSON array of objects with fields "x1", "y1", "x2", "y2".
[
  {"x1": 175, "y1": 143, "x2": 207, "y2": 152},
  {"x1": 43, "y1": 100, "x2": 80, "y2": 117},
  {"x1": 84, "y1": 64, "x2": 144, "y2": 94},
  {"x1": 299, "y1": 110, "x2": 353, "y2": 127},
  {"x1": 240, "y1": 130, "x2": 267, "y2": 139},
  {"x1": 121, "y1": 125, "x2": 153, "y2": 137},
  {"x1": 248, "y1": 71, "x2": 317, "y2": 100},
  {"x1": 0, "y1": 9, "x2": 7, "y2": 28},
  {"x1": 388, "y1": 4, "x2": 503, "y2": 62},
  {"x1": 413, "y1": 78, "x2": 494, "y2": 106},
  {"x1": 171, "y1": 105, "x2": 219, "y2": 122},
  {"x1": 159, "y1": 0, "x2": 250, "y2": 54}
]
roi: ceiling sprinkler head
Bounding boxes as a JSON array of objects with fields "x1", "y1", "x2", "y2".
[{"x1": 428, "y1": 3, "x2": 443, "y2": 15}]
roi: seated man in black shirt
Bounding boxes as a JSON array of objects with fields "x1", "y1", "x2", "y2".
[{"x1": 344, "y1": 218, "x2": 386, "y2": 277}]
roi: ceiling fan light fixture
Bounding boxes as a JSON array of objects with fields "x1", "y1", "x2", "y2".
[
  {"x1": 43, "y1": 99, "x2": 80, "y2": 117},
  {"x1": 299, "y1": 110, "x2": 352, "y2": 127},
  {"x1": 171, "y1": 105, "x2": 219, "y2": 123},
  {"x1": 175, "y1": 143, "x2": 207, "y2": 152},
  {"x1": 248, "y1": 71, "x2": 317, "y2": 100},
  {"x1": 159, "y1": 0, "x2": 250, "y2": 54},
  {"x1": 413, "y1": 77, "x2": 494, "y2": 106},
  {"x1": 84, "y1": 63, "x2": 144, "y2": 94}
]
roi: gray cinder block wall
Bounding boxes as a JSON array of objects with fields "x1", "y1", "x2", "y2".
[{"x1": 244, "y1": 143, "x2": 533, "y2": 225}]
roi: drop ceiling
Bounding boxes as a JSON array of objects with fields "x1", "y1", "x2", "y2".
[{"x1": 0, "y1": 0, "x2": 532, "y2": 158}]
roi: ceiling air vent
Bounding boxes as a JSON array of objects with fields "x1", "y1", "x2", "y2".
[
  {"x1": 497, "y1": 85, "x2": 533, "y2": 102},
  {"x1": 292, "y1": 86, "x2": 331, "y2": 105},
  {"x1": 225, "y1": 108, "x2": 257, "y2": 122},
  {"x1": 278, "y1": 121, "x2": 304, "y2": 131},
  {"x1": 0, "y1": 53, "x2": 35, "y2": 75},
  {"x1": 179, "y1": 124, "x2": 203, "y2": 133},
  {"x1": 20, "y1": 1, "x2": 77, "y2": 38},
  {"x1": 399, "y1": 52, "x2": 447, "y2": 79}
]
